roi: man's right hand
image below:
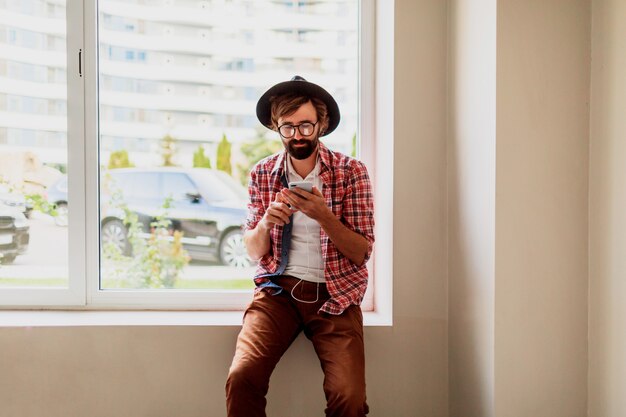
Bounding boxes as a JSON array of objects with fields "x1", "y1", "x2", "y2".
[
  {"x1": 258, "y1": 193, "x2": 293, "y2": 231},
  {"x1": 244, "y1": 193, "x2": 292, "y2": 261}
]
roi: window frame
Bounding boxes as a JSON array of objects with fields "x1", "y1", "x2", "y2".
[
  {"x1": 0, "y1": 0, "x2": 393, "y2": 326},
  {"x1": 0, "y1": 0, "x2": 86, "y2": 307}
]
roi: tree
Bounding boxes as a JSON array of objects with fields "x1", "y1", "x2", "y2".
[
  {"x1": 237, "y1": 138, "x2": 282, "y2": 185},
  {"x1": 193, "y1": 145, "x2": 212, "y2": 168},
  {"x1": 108, "y1": 150, "x2": 134, "y2": 169},
  {"x1": 351, "y1": 133, "x2": 358, "y2": 158},
  {"x1": 160, "y1": 134, "x2": 178, "y2": 167},
  {"x1": 217, "y1": 134, "x2": 232, "y2": 175}
]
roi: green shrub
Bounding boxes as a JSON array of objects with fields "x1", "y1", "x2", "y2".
[
  {"x1": 216, "y1": 134, "x2": 232, "y2": 175},
  {"x1": 193, "y1": 145, "x2": 212, "y2": 168},
  {"x1": 101, "y1": 179, "x2": 190, "y2": 289},
  {"x1": 107, "y1": 150, "x2": 134, "y2": 169}
]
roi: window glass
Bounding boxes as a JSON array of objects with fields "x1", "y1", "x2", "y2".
[
  {"x1": 97, "y1": 0, "x2": 359, "y2": 291},
  {"x1": 111, "y1": 172, "x2": 160, "y2": 200},
  {"x1": 0, "y1": 0, "x2": 386, "y2": 313},
  {"x1": 0, "y1": 5, "x2": 69, "y2": 287}
]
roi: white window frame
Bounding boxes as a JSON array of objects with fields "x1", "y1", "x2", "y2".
[
  {"x1": 0, "y1": 0, "x2": 393, "y2": 326},
  {"x1": 0, "y1": 0, "x2": 86, "y2": 307}
]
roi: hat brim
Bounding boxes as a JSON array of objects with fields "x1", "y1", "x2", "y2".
[{"x1": 256, "y1": 79, "x2": 340, "y2": 137}]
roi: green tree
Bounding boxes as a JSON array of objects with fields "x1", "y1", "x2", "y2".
[
  {"x1": 237, "y1": 138, "x2": 283, "y2": 185},
  {"x1": 217, "y1": 134, "x2": 232, "y2": 175},
  {"x1": 351, "y1": 133, "x2": 358, "y2": 158},
  {"x1": 193, "y1": 145, "x2": 212, "y2": 168},
  {"x1": 107, "y1": 150, "x2": 134, "y2": 169},
  {"x1": 160, "y1": 134, "x2": 178, "y2": 167}
]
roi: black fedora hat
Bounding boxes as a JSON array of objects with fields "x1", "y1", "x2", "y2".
[{"x1": 256, "y1": 75, "x2": 340, "y2": 137}]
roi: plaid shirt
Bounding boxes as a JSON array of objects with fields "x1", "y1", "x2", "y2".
[{"x1": 244, "y1": 142, "x2": 375, "y2": 315}]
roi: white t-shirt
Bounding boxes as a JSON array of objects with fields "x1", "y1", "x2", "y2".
[{"x1": 284, "y1": 156, "x2": 325, "y2": 283}]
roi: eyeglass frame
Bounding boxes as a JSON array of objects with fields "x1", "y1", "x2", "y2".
[{"x1": 277, "y1": 121, "x2": 319, "y2": 139}]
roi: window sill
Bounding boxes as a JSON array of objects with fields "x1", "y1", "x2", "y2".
[{"x1": 0, "y1": 309, "x2": 391, "y2": 327}]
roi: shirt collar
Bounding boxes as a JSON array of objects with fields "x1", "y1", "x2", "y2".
[{"x1": 270, "y1": 151, "x2": 286, "y2": 176}]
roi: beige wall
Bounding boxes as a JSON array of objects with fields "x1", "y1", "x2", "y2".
[
  {"x1": 448, "y1": 1, "x2": 590, "y2": 416},
  {"x1": 589, "y1": 0, "x2": 626, "y2": 416},
  {"x1": 494, "y1": 1, "x2": 590, "y2": 416},
  {"x1": 448, "y1": 0, "x2": 497, "y2": 416},
  {"x1": 0, "y1": 1, "x2": 450, "y2": 416}
]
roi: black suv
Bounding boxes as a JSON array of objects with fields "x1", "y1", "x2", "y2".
[
  {"x1": 98, "y1": 168, "x2": 250, "y2": 267},
  {"x1": 0, "y1": 204, "x2": 30, "y2": 264}
]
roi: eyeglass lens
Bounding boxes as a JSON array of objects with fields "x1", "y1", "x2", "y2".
[{"x1": 279, "y1": 122, "x2": 315, "y2": 138}]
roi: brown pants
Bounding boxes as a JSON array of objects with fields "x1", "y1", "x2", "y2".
[{"x1": 225, "y1": 276, "x2": 369, "y2": 417}]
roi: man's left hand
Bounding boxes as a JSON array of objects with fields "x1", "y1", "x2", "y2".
[{"x1": 281, "y1": 186, "x2": 330, "y2": 222}]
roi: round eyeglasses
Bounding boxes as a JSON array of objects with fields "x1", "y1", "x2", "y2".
[{"x1": 277, "y1": 121, "x2": 318, "y2": 139}]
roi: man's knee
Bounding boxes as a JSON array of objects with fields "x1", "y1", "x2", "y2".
[
  {"x1": 325, "y1": 384, "x2": 368, "y2": 417},
  {"x1": 226, "y1": 365, "x2": 256, "y2": 394},
  {"x1": 225, "y1": 362, "x2": 268, "y2": 397},
  {"x1": 225, "y1": 362, "x2": 271, "y2": 417}
]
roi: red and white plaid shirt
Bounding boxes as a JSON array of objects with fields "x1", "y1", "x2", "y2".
[{"x1": 244, "y1": 142, "x2": 375, "y2": 315}]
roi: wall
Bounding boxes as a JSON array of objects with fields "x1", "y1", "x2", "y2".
[
  {"x1": 0, "y1": 1, "x2": 450, "y2": 416},
  {"x1": 588, "y1": 0, "x2": 626, "y2": 416},
  {"x1": 447, "y1": 0, "x2": 497, "y2": 415},
  {"x1": 494, "y1": 1, "x2": 590, "y2": 416},
  {"x1": 385, "y1": 0, "x2": 449, "y2": 414},
  {"x1": 448, "y1": 1, "x2": 590, "y2": 416}
]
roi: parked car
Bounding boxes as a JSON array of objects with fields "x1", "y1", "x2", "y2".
[
  {"x1": 0, "y1": 184, "x2": 32, "y2": 218},
  {"x1": 0, "y1": 203, "x2": 30, "y2": 264},
  {"x1": 47, "y1": 168, "x2": 251, "y2": 267}
]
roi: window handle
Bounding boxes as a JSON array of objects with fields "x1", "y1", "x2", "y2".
[{"x1": 79, "y1": 49, "x2": 82, "y2": 77}]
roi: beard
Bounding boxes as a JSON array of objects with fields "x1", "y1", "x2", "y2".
[{"x1": 283, "y1": 135, "x2": 319, "y2": 160}]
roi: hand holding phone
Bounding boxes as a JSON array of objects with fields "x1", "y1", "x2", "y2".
[{"x1": 288, "y1": 181, "x2": 313, "y2": 193}]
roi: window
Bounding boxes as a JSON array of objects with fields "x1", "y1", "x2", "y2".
[
  {"x1": 0, "y1": 0, "x2": 391, "y2": 323},
  {"x1": 0, "y1": 0, "x2": 78, "y2": 306}
]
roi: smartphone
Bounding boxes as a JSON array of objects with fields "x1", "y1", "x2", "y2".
[{"x1": 288, "y1": 181, "x2": 313, "y2": 193}]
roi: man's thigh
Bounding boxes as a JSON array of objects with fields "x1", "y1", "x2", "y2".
[
  {"x1": 230, "y1": 290, "x2": 303, "y2": 376},
  {"x1": 304, "y1": 305, "x2": 366, "y2": 389}
]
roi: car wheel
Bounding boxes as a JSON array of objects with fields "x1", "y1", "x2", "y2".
[
  {"x1": 219, "y1": 229, "x2": 251, "y2": 268},
  {"x1": 101, "y1": 219, "x2": 131, "y2": 256},
  {"x1": 54, "y1": 202, "x2": 68, "y2": 227},
  {"x1": 0, "y1": 254, "x2": 16, "y2": 264}
]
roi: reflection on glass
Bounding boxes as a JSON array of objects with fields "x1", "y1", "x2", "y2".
[
  {"x1": 98, "y1": 0, "x2": 359, "y2": 290},
  {"x1": 0, "y1": 0, "x2": 69, "y2": 288}
]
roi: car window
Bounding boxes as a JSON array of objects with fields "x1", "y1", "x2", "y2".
[
  {"x1": 191, "y1": 169, "x2": 247, "y2": 202},
  {"x1": 110, "y1": 172, "x2": 159, "y2": 200},
  {"x1": 213, "y1": 170, "x2": 249, "y2": 200},
  {"x1": 162, "y1": 173, "x2": 198, "y2": 200}
]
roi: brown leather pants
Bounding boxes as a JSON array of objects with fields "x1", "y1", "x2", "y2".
[{"x1": 225, "y1": 276, "x2": 368, "y2": 417}]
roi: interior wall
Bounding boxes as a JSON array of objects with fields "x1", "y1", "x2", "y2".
[
  {"x1": 448, "y1": 1, "x2": 590, "y2": 416},
  {"x1": 447, "y1": 0, "x2": 497, "y2": 415},
  {"x1": 494, "y1": 1, "x2": 590, "y2": 416},
  {"x1": 384, "y1": 0, "x2": 448, "y2": 414},
  {"x1": 588, "y1": 0, "x2": 626, "y2": 416},
  {"x1": 0, "y1": 1, "x2": 450, "y2": 416}
]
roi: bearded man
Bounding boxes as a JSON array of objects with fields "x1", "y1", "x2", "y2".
[{"x1": 225, "y1": 76, "x2": 375, "y2": 417}]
